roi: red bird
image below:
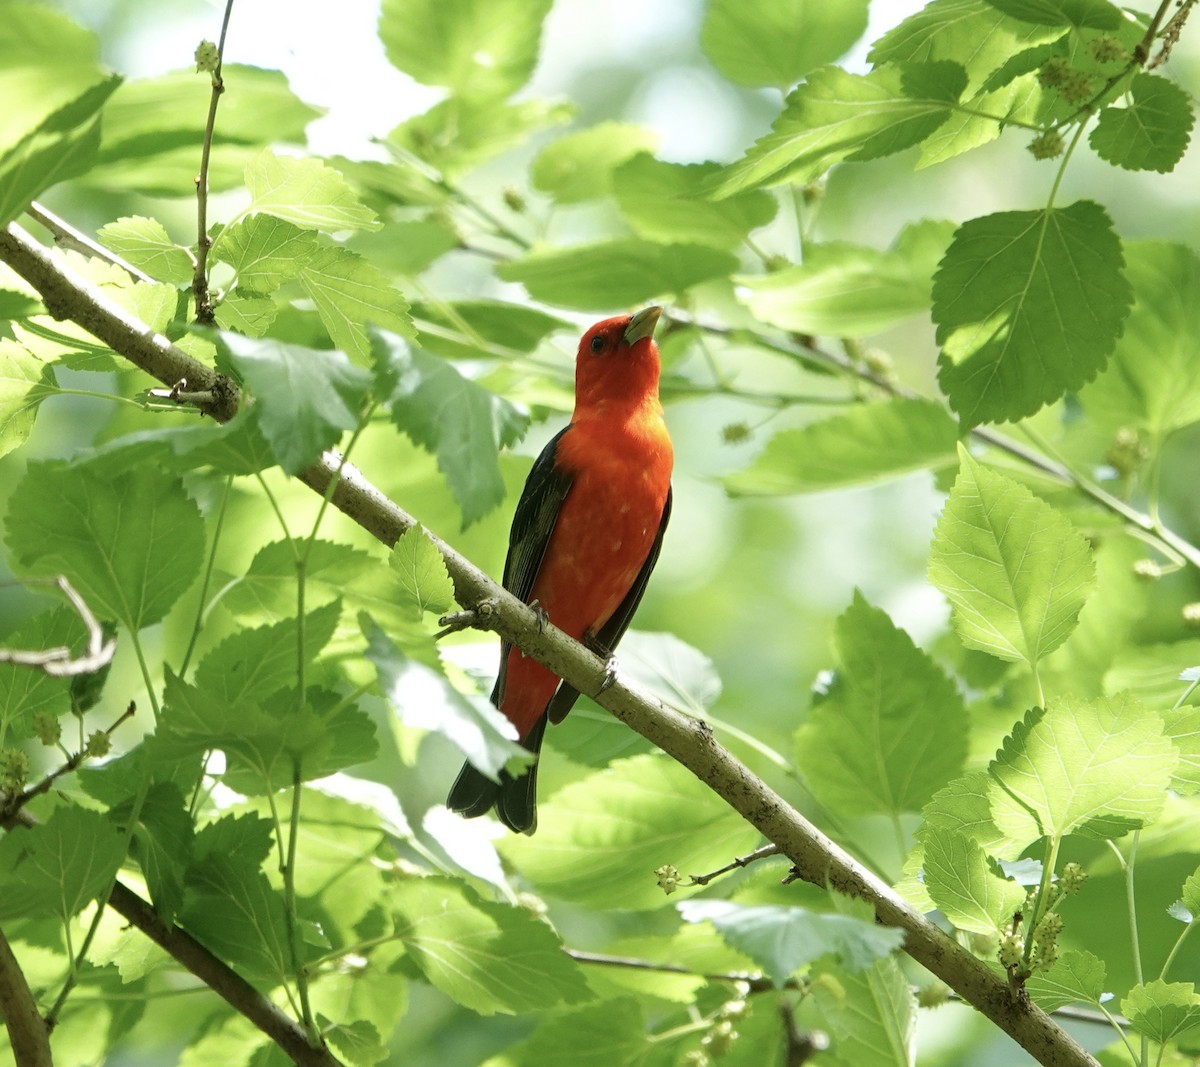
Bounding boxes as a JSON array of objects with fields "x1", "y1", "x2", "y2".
[{"x1": 448, "y1": 306, "x2": 674, "y2": 833}]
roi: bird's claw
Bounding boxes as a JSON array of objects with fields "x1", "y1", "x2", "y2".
[
  {"x1": 528, "y1": 600, "x2": 550, "y2": 632},
  {"x1": 597, "y1": 656, "x2": 618, "y2": 694}
]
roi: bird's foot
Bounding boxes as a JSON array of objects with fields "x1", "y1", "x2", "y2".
[
  {"x1": 528, "y1": 600, "x2": 550, "y2": 632},
  {"x1": 597, "y1": 656, "x2": 619, "y2": 694}
]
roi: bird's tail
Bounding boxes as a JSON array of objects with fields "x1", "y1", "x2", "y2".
[{"x1": 446, "y1": 716, "x2": 547, "y2": 834}]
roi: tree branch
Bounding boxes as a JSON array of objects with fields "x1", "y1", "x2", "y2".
[
  {"x1": 0, "y1": 219, "x2": 1100, "y2": 1067},
  {"x1": 0, "y1": 925, "x2": 51, "y2": 1067}
]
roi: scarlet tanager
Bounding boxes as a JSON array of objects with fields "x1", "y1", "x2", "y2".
[{"x1": 447, "y1": 306, "x2": 674, "y2": 834}]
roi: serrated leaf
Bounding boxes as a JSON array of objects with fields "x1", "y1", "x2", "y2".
[
  {"x1": 500, "y1": 754, "x2": 760, "y2": 910},
  {"x1": 614, "y1": 631, "x2": 722, "y2": 717},
  {"x1": 612, "y1": 155, "x2": 777, "y2": 250},
  {"x1": 378, "y1": 0, "x2": 553, "y2": 98},
  {"x1": 220, "y1": 332, "x2": 371, "y2": 474},
  {"x1": 244, "y1": 149, "x2": 380, "y2": 233},
  {"x1": 701, "y1": 0, "x2": 869, "y2": 88},
  {"x1": 0, "y1": 805, "x2": 126, "y2": 919},
  {"x1": 1180, "y1": 866, "x2": 1200, "y2": 920},
  {"x1": 497, "y1": 239, "x2": 737, "y2": 310},
  {"x1": 811, "y1": 957, "x2": 917, "y2": 1067},
  {"x1": 870, "y1": 0, "x2": 1063, "y2": 92},
  {"x1": 1025, "y1": 949, "x2": 1106, "y2": 1011},
  {"x1": 932, "y1": 200, "x2": 1132, "y2": 426},
  {"x1": 530, "y1": 122, "x2": 658, "y2": 203},
  {"x1": 712, "y1": 63, "x2": 964, "y2": 197},
  {"x1": 181, "y1": 854, "x2": 293, "y2": 985},
  {"x1": 96, "y1": 216, "x2": 194, "y2": 284},
  {"x1": 920, "y1": 826, "x2": 1025, "y2": 935},
  {"x1": 919, "y1": 771, "x2": 1011, "y2": 858},
  {"x1": 1090, "y1": 73, "x2": 1194, "y2": 173},
  {"x1": 389, "y1": 527, "x2": 454, "y2": 619},
  {"x1": 376, "y1": 335, "x2": 528, "y2": 525},
  {"x1": 679, "y1": 900, "x2": 903, "y2": 986},
  {"x1": 5, "y1": 457, "x2": 204, "y2": 630},
  {"x1": 796, "y1": 592, "x2": 967, "y2": 816},
  {"x1": 194, "y1": 600, "x2": 342, "y2": 706},
  {"x1": 298, "y1": 243, "x2": 414, "y2": 365},
  {"x1": 390, "y1": 877, "x2": 590, "y2": 1015},
  {"x1": 486, "y1": 999, "x2": 650, "y2": 1067},
  {"x1": 362, "y1": 615, "x2": 526, "y2": 780},
  {"x1": 727, "y1": 399, "x2": 958, "y2": 496},
  {"x1": 929, "y1": 446, "x2": 1095, "y2": 666},
  {"x1": 983, "y1": 0, "x2": 1122, "y2": 29},
  {"x1": 736, "y1": 221, "x2": 955, "y2": 336},
  {"x1": 323, "y1": 1018, "x2": 388, "y2": 1067},
  {"x1": 0, "y1": 607, "x2": 77, "y2": 739},
  {"x1": 988, "y1": 694, "x2": 1177, "y2": 845},
  {"x1": 213, "y1": 214, "x2": 317, "y2": 292},
  {"x1": 1121, "y1": 980, "x2": 1200, "y2": 1044},
  {"x1": 1081, "y1": 242, "x2": 1200, "y2": 438},
  {"x1": 126, "y1": 781, "x2": 193, "y2": 924},
  {"x1": 0, "y1": 340, "x2": 50, "y2": 459},
  {"x1": 411, "y1": 299, "x2": 571, "y2": 361}
]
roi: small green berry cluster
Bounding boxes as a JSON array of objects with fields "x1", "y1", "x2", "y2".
[
  {"x1": 1028, "y1": 32, "x2": 1131, "y2": 159},
  {"x1": 686, "y1": 994, "x2": 748, "y2": 1066},
  {"x1": 997, "y1": 863, "x2": 1088, "y2": 978},
  {"x1": 656, "y1": 863, "x2": 681, "y2": 895},
  {"x1": 1105, "y1": 426, "x2": 1150, "y2": 477},
  {"x1": 0, "y1": 748, "x2": 30, "y2": 792}
]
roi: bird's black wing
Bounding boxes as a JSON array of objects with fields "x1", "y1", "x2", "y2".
[
  {"x1": 490, "y1": 427, "x2": 574, "y2": 707},
  {"x1": 546, "y1": 485, "x2": 672, "y2": 724}
]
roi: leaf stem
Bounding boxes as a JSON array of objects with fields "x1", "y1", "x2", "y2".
[
  {"x1": 285, "y1": 765, "x2": 318, "y2": 1044},
  {"x1": 178, "y1": 475, "x2": 234, "y2": 677},
  {"x1": 128, "y1": 628, "x2": 161, "y2": 721}
]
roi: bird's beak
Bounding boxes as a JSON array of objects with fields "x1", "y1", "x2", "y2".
[{"x1": 623, "y1": 306, "x2": 662, "y2": 346}]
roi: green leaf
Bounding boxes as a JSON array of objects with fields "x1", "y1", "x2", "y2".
[
  {"x1": 323, "y1": 1018, "x2": 388, "y2": 1067},
  {"x1": 5, "y1": 458, "x2": 204, "y2": 630},
  {"x1": 701, "y1": 0, "x2": 869, "y2": 88},
  {"x1": 988, "y1": 694, "x2": 1177, "y2": 845},
  {"x1": 919, "y1": 771, "x2": 1010, "y2": 858},
  {"x1": 0, "y1": 8, "x2": 119, "y2": 225},
  {"x1": 0, "y1": 340, "x2": 51, "y2": 459},
  {"x1": 411, "y1": 300, "x2": 571, "y2": 362},
  {"x1": 484, "y1": 999, "x2": 650, "y2": 1067},
  {"x1": 125, "y1": 782, "x2": 193, "y2": 924},
  {"x1": 213, "y1": 214, "x2": 317, "y2": 292},
  {"x1": 297, "y1": 244, "x2": 414, "y2": 365},
  {"x1": 389, "y1": 528, "x2": 454, "y2": 619},
  {"x1": 920, "y1": 826, "x2": 1025, "y2": 935},
  {"x1": 735, "y1": 220, "x2": 955, "y2": 335},
  {"x1": 727, "y1": 399, "x2": 959, "y2": 496},
  {"x1": 0, "y1": 607, "x2": 76, "y2": 740},
  {"x1": 810, "y1": 957, "x2": 917, "y2": 1067},
  {"x1": 213, "y1": 293, "x2": 277, "y2": 337},
  {"x1": 220, "y1": 333, "x2": 372, "y2": 474},
  {"x1": 390, "y1": 877, "x2": 591, "y2": 1015},
  {"x1": 378, "y1": 337, "x2": 528, "y2": 526},
  {"x1": 181, "y1": 853, "x2": 294, "y2": 985},
  {"x1": 194, "y1": 600, "x2": 342, "y2": 706},
  {"x1": 615, "y1": 631, "x2": 722, "y2": 717},
  {"x1": 1025, "y1": 950, "x2": 1106, "y2": 1011},
  {"x1": 1121, "y1": 980, "x2": 1200, "y2": 1044},
  {"x1": 382, "y1": 95, "x2": 572, "y2": 178},
  {"x1": 870, "y1": 0, "x2": 1063, "y2": 92},
  {"x1": 530, "y1": 122, "x2": 658, "y2": 204},
  {"x1": 378, "y1": 0, "x2": 553, "y2": 97},
  {"x1": 612, "y1": 155, "x2": 777, "y2": 250},
  {"x1": 928, "y1": 446, "x2": 1096, "y2": 666},
  {"x1": 362, "y1": 615, "x2": 527, "y2": 780},
  {"x1": 500, "y1": 754, "x2": 760, "y2": 910},
  {"x1": 932, "y1": 200, "x2": 1132, "y2": 426},
  {"x1": 497, "y1": 239, "x2": 737, "y2": 310},
  {"x1": 1081, "y1": 242, "x2": 1200, "y2": 438},
  {"x1": 1090, "y1": 73, "x2": 1194, "y2": 173},
  {"x1": 0, "y1": 805, "x2": 126, "y2": 920},
  {"x1": 983, "y1": 0, "x2": 1123, "y2": 30},
  {"x1": 678, "y1": 900, "x2": 903, "y2": 986},
  {"x1": 1164, "y1": 705, "x2": 1200, "y2": 795},
  {"x1": 1177, "y1": 866, "x2": 1200, "y2": 921},
  {"x1": 796, "y1": 593, "x2": 967, "y2": 816},
  {"x1": 244, "y1": 149, "x2": 380, "y2": 233},
  {"x1": 95, "y1": 216, "x2": 193, "y2": 285},
  {"x1": 712, "y1": 63, "x2": 965, "y2": 197}
]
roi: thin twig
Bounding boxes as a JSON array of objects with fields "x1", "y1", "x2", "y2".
[
  {"x1": 688, "y1": 844, "x2": 783, "y2": 886},
  {"x1": 27, "y1": 201, "x2": 153, "y2": 283},
  {"x1": 0, "y1": 576, "x2": 117, "y2": 676},
  {"x1": 192, "y1": 0, "x2": 236, "y2": 324}
]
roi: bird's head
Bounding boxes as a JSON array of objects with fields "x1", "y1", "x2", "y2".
[{"x1": 573, "y1": 306, "x2": 663, "y2": 410}]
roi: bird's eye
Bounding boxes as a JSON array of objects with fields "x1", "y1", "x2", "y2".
[{"x1": 589, "y1": 335, "x2": 605, "y2": 354}]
